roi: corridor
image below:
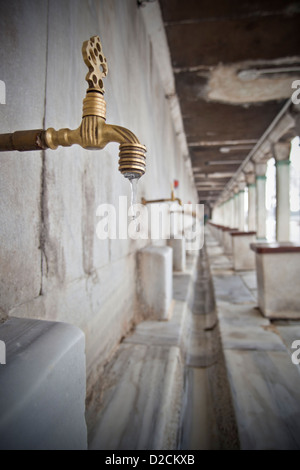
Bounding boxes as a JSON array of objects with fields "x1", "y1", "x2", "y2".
[{"x1": 0, "y1": 0, "x2": 299, "y2": 451}]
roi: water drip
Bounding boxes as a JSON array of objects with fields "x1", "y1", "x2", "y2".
[{"x1": 126, "y1": 173, "x2": 140, "y2": 230}]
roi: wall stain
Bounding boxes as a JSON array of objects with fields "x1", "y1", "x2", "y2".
[{"x1": 82, "y1": 162, "x2": 95, "y2": 275}]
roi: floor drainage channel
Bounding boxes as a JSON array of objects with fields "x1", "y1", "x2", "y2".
[{"x1": 178, "y1": 245, "x2": 240, "y2": 450}]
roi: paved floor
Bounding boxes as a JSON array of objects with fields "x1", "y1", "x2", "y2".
[
  {"x1": 206, "y1": 227, "x2": 300, "y2": 450},
  {"x1": 88, "y1": 228, "x2": 300, "y2": 450},
  {"x1": 88, "y1": 253, "x2": 199, "y2": 450},
  {"x1": 88, "y1": 249, "x2": 239, "y2": 450}
]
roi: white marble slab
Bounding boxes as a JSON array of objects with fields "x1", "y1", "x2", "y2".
[
  {"x1": 0, "y1": 317, "x2": 87, "y2": 450},
  {"x1": 206, "y1": 246, "x2": 224, "y2": 257},
  {"x1": 220, "y1": 323, "x2": 285, "y2": 351},
  {"x1": 210, "y1": 268, "x2": 235, "y2": 276},
  {"x1": 206, "y1": 228, "x2": 300, "y2": 450},
  {"x1": 212, "y1": 275, "x2": 255, "y2": 304},
  {"x1": 276, "y1": 324, "x2": 300, "y2": 350},
  {"x1": 124, "y1": 300, "x2": 188, "y2": 349},
  {"x1": 173, "y1": 273, "x2": 193, "y2": 301},
  {"x1": 224, "y1": 349, "x2": 300, "y2": 449},
  {"x1": 137, "y1": 245, "x2": 173, "y2": 320},
  {"x1": 275, "y1": 324, "x2": 300, "y2": 374},
  {"x1": 240, "y1": 271, "x2": 257, "y2": 290},
  {"x1": 88, "y1": 249, "x2": 200, "y2": 450},
  {"x1": 210, "y1": 256, "x2": 233, "y2": 269},
  {"x1": 217, "y1": 301, "x2": 269, "y2": 327},
  {"x1": 89, "y1": 343, "x2": 183, "y2": 450},
  {"x1": 232, "y1": 234, "x2": 256, "y2": 271},
  {"x1": 255, "y1": 251, "x2": 300, "y2": 319}
]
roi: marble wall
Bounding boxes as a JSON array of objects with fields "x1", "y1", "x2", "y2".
[{"x1": 0, "y1": 0, "x2": 197, "y2": 392}]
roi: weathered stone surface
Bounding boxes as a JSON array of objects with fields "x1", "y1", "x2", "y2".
[
  {"x1": 212, "y1": 275, "x2": 255, "y2": 304},
  {"x1": 89, "y1": 343, "x2": 183, "y2": 450},
  {"x1": 217, "y1": 301, "x2": 268, "y2": 327},
  {"x1": 87, "y1": 246, "x2": 199, "y2": 450},
  {"x1": 0, "y1": 0, "x2": 48, "y2": 312},
  {"x1": 231, "y1": 233, "x2": 256, "y2": 271},
  {"x1": 124, "y1": 300, "x2": 188, "y2": 349},
  {"x1": 0, "y1": 0, "x2": 198, "y2": 399},
  {"x1": 206, "y1": 226, "x2": 300, "y2": 450},
  {"x1": 173, "y1": 273, "x2": 192, "y2": 301},
  {"x1": 0, "y1": 317, "x2": 87, "y2": 450},
  {"x1": 275, "y1": 324, "x2": 300, "y2": 374},
  {"x1": 168, "y1": 237, "x2": 186, "y2": 271},
  {"x1": 137, "y1": 245, "x2": 173, "y2": 320},
  {"x1": 225, "y1": 349, "x2": 300, "y2": 450},
  {"x1": 220, "y1": 322, "x2": 285, "y2": 351},
  {"x1": 255, "y1": 251, "x2": 300, "y2": 319},
  {"x1": 239, "y1": 271, "x2": 257, "y2": 291}
]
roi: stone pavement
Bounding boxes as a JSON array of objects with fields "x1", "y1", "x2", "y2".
[
  {"x1": 206, "y1": 227, "x2": 300, "y2": 450},
  {"x1": 88, "y1": 253, "x2": 198, "y2": 450},
  {"x1": 88, "y1": 227, "x2": 300, "y2": 450},
  {"x1": 88, "y1": 249, "x2": 239, "y2": 450}
]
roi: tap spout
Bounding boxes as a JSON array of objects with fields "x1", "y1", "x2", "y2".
[
  {"x1": 44, "y1": 116, "x2": 146, "y2": 179},
  {"x1": 174, "y1": 198, "x2": 182, "y2": 206},
  {"x1": 142, "y1": 184, "x2": 182, "y2": 206},
  {"x1": 101, "y1": 123, "x2": 140, "y2": 146},
  {"x1": 101, "y1": 123, "x2": 146, "y2": 178},
  {"x1": 141, "y1": 193, "x2": 182, "y2": 206}
]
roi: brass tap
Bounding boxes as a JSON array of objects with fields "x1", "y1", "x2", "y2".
[
  {"x1": 141, "y1": 184, "x2": 182, "y2": 206},
  {"x1": 0, "y1": 36, "x2": 146, "y2": 179},
  {"x1": 169, "y1": 207, "x2": 199, "y2": 218}
]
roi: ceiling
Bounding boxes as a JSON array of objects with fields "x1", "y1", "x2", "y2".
[{"x1": 158, "y1": 0, "x2": 300, "y2": 206}]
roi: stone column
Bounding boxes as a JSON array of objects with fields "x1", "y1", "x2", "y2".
[
  {"x1": 238, "y1": 186, "x2": 245, "y2": 231},
  {"x1": 255, "y1": 162, "x2": 268, "y2": 240},
  {"x1": 221, "y1": 202, "x2": 225, "y2": 226},
  {"x1": 273, "y1": 142, "x2": 291, "y2": 242},
  {"x1": 225, "y1": 198, "x2": 230, "y2": 227},
  {"x1": 245, "y1": 172, "x2": 256, "y2": 231},
  {"x1": 236, "y1": 176, "x2": 246, "y2": 232},
  {"x1": 212, "y1": 206, "x2": 217, "y2": 223},
  {"x1": 218, "y1": 205, "x2": 222, "y2": 225},
  {"x1": 223, "y1": 201, "x2": 228, "y2": 227},
  {"x1": 234, "y1": 187, "x2": 239, "y2": 229},
  {"x1": 216, "y1": 205, "x2": 221, "y2": 224},
  {"x1": 215, "y1": 204, "x2": 221, "y2": 225},
  {"x1": 214, "y1": 206, "x2": 219, "y2": 224},
  {"x1": 230, "y1": 194, "x2": 236, "y2": 228},
  {"x1": 230, "y1": 198, "x2": 234, "y2": 227}
]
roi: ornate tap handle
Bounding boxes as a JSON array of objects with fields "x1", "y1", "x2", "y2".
[{"x1": 82, "y1": 35, "x2": 108, "y2": 93}]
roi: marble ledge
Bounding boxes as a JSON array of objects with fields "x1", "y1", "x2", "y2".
[{"x1": 89, "y1": 343, "x2": 183, "y2": 450}]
